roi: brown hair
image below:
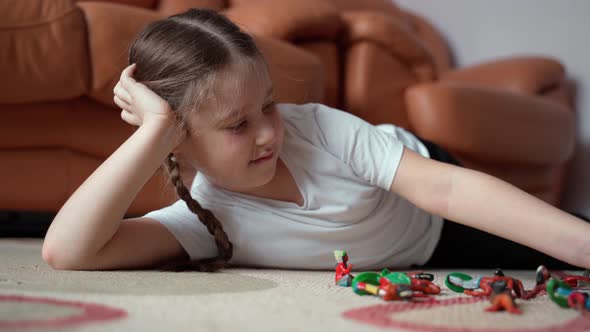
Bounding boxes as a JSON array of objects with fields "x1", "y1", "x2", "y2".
[{"x1": 128, "y1": 9, "x2": 264, "y2": 272}]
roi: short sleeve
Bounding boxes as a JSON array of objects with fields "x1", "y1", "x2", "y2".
[
  {"x1": 310, "y1": 103, "x2": 406, "y2": 191},
  {"x1": 142, "y1": 199, "x2": 218, "y2": 261}
]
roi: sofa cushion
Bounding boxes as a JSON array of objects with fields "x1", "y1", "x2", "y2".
[
  {"x1": 75, "y1": 0, "x2": 158, "y2": 9},
  {"x1": 0, "y1": 0, "x2": 89, "y2": 103},
  {"x1": 0, "y1": 98, "x2": 132, "y2": 158}
]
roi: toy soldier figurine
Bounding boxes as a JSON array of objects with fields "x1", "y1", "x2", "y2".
[{"x1": 334, "y1": 250, "x2": 354, "y2": 287}]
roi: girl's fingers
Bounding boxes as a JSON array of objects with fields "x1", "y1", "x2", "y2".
[
  {"x1": 113, "y1": 82, "x2": 132, "y2": 104},
  {"x1": 119, "y1": 63, "x2": 137, "y2": 91},
  {"x1": 114, "y1": 95, "x2": 131, "y2": 110},
  {"x1": 120, "y1": 109, "x2": 140, "y2": 126},
  {"x1": 121, "y1": 63, "x2": 137, "y2": 80},
  {"x1": 114, "y1": 81, "x2": 133, "y2": 104}
]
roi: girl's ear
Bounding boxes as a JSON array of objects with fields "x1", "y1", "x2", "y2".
[
  {"x1": 169, "y1": 151, "x2": 200, "y2": 186},
  {"x1": 171, "y1": 123, "x2": 192, "y2": 154},
  {"x1": 171, "y1": 137, "x2": 189, "y2": 155}
]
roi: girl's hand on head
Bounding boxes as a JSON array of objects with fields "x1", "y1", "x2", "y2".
[{"x1": 113, "y1": 63, "x2": 176, "y2": 127}]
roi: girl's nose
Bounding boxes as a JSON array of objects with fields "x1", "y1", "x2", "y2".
[{"x1": 255, "y1": 116, "x2": 276, "y2": 146}]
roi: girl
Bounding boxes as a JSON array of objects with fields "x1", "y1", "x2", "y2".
[{"x1": 42, "y1": 9, "x2": 590, "y2": 272}]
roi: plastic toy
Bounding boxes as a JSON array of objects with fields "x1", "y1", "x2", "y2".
[
  {"x1": 446, "y1": 269, "x2": 526, "y2": 298},
  {"x1": 384, "y1": 269, "x2": 440, "y2": 295},
  {"x1": 333, "y1": 250, "x2": 354, "y2": 287},
  {"x1": 352, "y1": 269, "x2": 440, "y2": 301},
  {"x1": 560, "y1": 272, "x2": 590, "y2": 289},
  {"x1": 485, "y1": 280, "x2": 522, "y2": 314},
  {"x1": 523, "y1": 266, "x2": 590, "y2": 299},
  {"x1": 547, "y1": 278, "x2": 590, "y2": 313},
  {"x1": 352, "y1": 271, "x2": 414, "y2": 301}
]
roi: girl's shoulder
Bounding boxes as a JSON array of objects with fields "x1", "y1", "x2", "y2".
[
  {"x1": 277, "y1": 102, "x2": 376, "y2": 157},
  {"x1": 277, "y1": 103, "x2": 324, "y2": 141},
  {"x1": 278, "y1": 102, "x2": 375, "y2": 137},
  {"x1": 278, "y1": 102, "x2": 363, "y2": 121},
  {"x1": 276, "y1": 102, "x2": 315, "y2": 119},
  {"x1": 277, "y1": 102, "x2": 352, "y2": 128},
  {"x1": 277, "y1": 102, "x2": 343, "y2": 115}
]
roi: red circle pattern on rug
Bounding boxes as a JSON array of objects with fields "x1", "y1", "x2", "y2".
[
  {"x1": 0, "y1": 295, "x2": 127, "y2": 329},
  {"x1": 343, "y1": 296, "x2": 590, "y2": 332}
]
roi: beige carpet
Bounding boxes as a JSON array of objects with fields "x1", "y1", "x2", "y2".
[{"x1": 1, "y1": 239, "x2": 589, "y2": 332}]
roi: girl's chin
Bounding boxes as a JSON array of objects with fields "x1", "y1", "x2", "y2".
[{"x1": 255, "y1": 162, "x2": 279, "y2": 184}]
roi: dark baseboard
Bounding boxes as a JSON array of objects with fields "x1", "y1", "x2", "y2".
[{"x1": 0, "y1": 211, "x2": 56, "y2": 238}]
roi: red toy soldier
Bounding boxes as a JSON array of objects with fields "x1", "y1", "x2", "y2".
[
  {"x1": 486, "y1": 280, "x2": 522, "y2": 315},
  {"x1": 334, "y1": 250, "x2": 354, "y2": 287}
]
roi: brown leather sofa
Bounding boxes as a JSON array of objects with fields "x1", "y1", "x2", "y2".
[{"x1": 1, "y1": 0, "x2": 575, "y2": 217}]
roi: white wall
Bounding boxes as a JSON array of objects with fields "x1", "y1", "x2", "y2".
[{"x1": 396, "y1": 0, "x2": 589, "y2": 216}]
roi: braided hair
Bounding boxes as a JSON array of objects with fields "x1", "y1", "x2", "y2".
[{"x1": 158, "y1": 154, "x2": 233, "y2": 272}]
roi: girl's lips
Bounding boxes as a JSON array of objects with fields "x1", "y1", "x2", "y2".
[{"x1": 251, "y1": 152, "x2": 273, "y2": 163}]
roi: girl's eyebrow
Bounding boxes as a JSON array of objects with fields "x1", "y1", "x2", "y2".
[{"x1": 215, "y1": 86, "x2": 274, "y2": 125}]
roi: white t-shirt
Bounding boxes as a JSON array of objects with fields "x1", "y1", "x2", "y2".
[{"x1": 143, "y1": 103, "x2": 443, "y2": 270}]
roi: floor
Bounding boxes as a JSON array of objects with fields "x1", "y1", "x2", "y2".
[{"x1": 1, "y1": 239, "x2": 589, "y2": 332}]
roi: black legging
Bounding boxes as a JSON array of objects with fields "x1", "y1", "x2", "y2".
[{"x1": 417, "y1": 138, "x2": 588, "y2": 269}]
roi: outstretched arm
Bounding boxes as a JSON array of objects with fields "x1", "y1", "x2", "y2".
[{"x1": 390, "y1": 147, "x2": 590, "y2": 269}]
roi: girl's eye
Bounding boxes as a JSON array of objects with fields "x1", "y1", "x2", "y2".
[
  {"x1": 228, "y1": 121, "x2": 247, "y2": 131},
  {"x1": 263, "y1": 101, "x2": 275, "y2": 112},
  {"x1": 226, "y1": 101, "x2": 274, "y2": 132}
]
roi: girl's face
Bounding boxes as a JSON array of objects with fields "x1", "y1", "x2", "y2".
[{"x1": 174, "y1": 60, "x2": 284, "y2": 193}]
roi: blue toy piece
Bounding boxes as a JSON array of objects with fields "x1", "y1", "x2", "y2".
[{"x1": 445, "y1": 272, "x2": 483, "y2": 293}]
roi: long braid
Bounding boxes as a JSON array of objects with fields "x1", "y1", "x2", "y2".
[{"x1": 158, "y1": 153, "x2": 233, "y2": 272}]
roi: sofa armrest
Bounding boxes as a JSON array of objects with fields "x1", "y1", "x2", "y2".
[
  {"x1": 224, "y1": 0, "x2": 342, "y2": 42},
  {"x1": 405, "y1": 82, "x2": 575, "y2": 165},
  {"x1": 440, "y1": 57, "x2": 566, "y2": 95}
]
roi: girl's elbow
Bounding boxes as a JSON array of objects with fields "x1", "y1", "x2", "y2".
[
  {"x1": 42, "y1": 243, "x2": 85, "y2": 271},
  {"x1": 42, "y1": 251, "x2": 68, "y2": 270},
  {"x1": 41, "y1": 241, "x2": 59, "y2": 269},
  {"x1": 42, "y1": 248, "x2": 71, "y2": 270}
]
